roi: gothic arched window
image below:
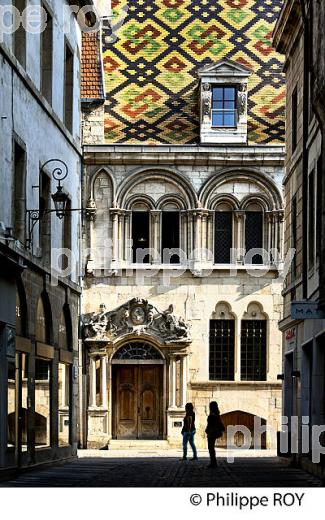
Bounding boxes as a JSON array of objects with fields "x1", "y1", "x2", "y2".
[
  {"x1": 244, "y1": 202, "x2": 264, "y2": 264},
  {"x1": 240, "y1": 303, "x2": 267, "y2": 381},
  {"x1": 209, "y1": 303, "x2": 235, "y2": 381},
  {"x1": 214, "y1": 202, "x2": 233, "y2": 264},
  {"x1": 131, "y1": 203, "x2": 150, "y2": 264}
]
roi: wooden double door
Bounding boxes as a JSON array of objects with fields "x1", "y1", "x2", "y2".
[{"x1": 113, "y1": 364, "x2": 163, "y2": 439}]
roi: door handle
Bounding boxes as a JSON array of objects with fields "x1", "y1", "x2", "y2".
[{"x1": 137, "y1": 406, "x2": 140, "y2": 414}]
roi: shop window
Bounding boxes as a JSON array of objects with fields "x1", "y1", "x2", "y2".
[
  {"x1": 209, "y1": 320, "x2": 235, "y2": 381},
  {"x1": 7, "y1": 356, "x2": 16, "y2": 449},
  {"x1": 161, "y1": 211, "x2": 180, "y2": 264},
  {"x1": 241, "y1": 320, "x2": 267, "y2": 381},
  {"x1": 58, "y1": 363, "x2": 71, "y2": 446},
  {"x1": 35, "y1": 358, "x2": 51, "y2": 447}
]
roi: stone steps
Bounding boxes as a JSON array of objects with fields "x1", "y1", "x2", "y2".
[{"x1": 109, "y1": 440, "x2": 169, "y2": 450}]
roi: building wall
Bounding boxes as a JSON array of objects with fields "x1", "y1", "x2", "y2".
[
  {"x1": 274, "y1": 0, "x2": 325, "y2": 477},
  {"x1": 81, "y1": 148, "x2": 284, "y2": 449},
  {"x1": 0, "y1": 0, "x2": 85, "y2": 471}
]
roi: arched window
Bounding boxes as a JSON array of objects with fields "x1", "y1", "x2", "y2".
[
  {"x1": 214, "y1": 202, "x2": 233, "y2": 264},
  {"x1": 161, "y1": 201, "x2": 180, "y2": 264},
  {"x1": 36, "y1": 296, "x2": 47, "y2": 344},
  {"x1": 241, "y1": 303, "x2": 267, "y2": 381},
  {"x1": 113, "y1": 342, "x2": 163, "y2": 361},
  {"x1": 209, "y1": 303, "x2": 235, "y2": 381},
  {"x1": 244, "y1": 202, "x2": 264, "y2": 264},
  {"x1": 59, "y1": 305, "x2": 73, "y2": 350},
  {"x1": 131, "y1": 203, "x2": 150, "y2": 263}
]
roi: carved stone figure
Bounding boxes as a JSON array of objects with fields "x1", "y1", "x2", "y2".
[
  {"x1": 237, "y1": 83, "x2": 247, "y2": 118},
  {"x1": 202, "y1": 83, "x2": 211, "y2": 118},
  {"x1": 83, "y1": 298, "x2": 191, "y2": 344}
]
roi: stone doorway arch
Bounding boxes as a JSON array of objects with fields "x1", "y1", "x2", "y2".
[{"x1": 111, "y1": 341, "x2": 165, "y2": 440}]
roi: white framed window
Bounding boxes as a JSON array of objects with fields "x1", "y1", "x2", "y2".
[{"x1": 198, "y1": 59, "x2": 251, "y2": 144}]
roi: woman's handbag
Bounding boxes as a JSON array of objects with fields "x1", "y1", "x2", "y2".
[{"x1": 205, "y1": 417, "x2": 225, "y2": 439}]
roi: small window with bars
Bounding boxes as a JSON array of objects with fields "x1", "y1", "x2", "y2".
[
  {"x1": 245, "y1": 211, "x2": 263, "y2": 264},
  {"x1": 209, "y1": 320, "x2": 235, "y2": 381},
  {"x1": 240, "y1": 320, "x2": 267, "y2": 381},
  {"x1": 214, "y1": 211, "x2": 233, "y2": 263},
  {"x1": 212, "y1": 87, "x2": 237, "y2": 127}
]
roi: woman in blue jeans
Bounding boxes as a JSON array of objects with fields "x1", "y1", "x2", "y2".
[{"x1": 180, "y1": 402, "x2": 198, "y2": 460}]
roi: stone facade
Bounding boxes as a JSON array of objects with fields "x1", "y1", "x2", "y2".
[
  {"x1": 274, "y1": 0, "x2": 325, "y2": 477},
  {"x1": 80, "y1": 146, "x2": 285, "y2": 449}
]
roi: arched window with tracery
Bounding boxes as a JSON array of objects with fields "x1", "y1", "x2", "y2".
[
  {"x1": 209, "y1": 303, "x2": 235, "y2": 381},
  {"x1": 214, "y1": 202, "x2": 234, "y2": 264},
  {"x1": 240, "y1": 303, "x2": 267, "y2": 381},
  {"x1": 244, "y1": 202, "x2": 264, "y2": 264}
]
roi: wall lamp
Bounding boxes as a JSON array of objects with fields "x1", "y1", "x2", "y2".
[{"x1": 26, "y1": 159, "x2": 86, "y2": 249}]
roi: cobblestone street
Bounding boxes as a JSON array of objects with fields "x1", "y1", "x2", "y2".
[{"x1": 1, "y1": 450, "x2": 323, "y2": 487}]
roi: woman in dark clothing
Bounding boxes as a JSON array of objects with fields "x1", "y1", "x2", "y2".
[
  {"x1": 180, "y1": 402, "x2": 198, "y2": 461},
  {"x1": 205, "y1": 401, "x2": 225, "y2": 468}
]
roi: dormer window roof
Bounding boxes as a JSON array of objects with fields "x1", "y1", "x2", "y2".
[{"x1": 198, "y1": 59, "x2": 251, "y2": 144}]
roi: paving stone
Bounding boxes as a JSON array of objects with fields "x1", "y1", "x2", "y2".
[{"x1": 0, "y1": 450, "x2": 323, "y2": 488}]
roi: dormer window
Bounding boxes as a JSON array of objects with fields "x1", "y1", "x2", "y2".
[
  {"x1": 212, "y1": 86, "x2": 237, "y2": 128},
  {"x1": 198, "y1": 59, "x2": 251, "y2": 144}
]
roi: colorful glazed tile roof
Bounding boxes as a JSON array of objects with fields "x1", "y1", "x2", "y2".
[
  {"x1": 81, "y1": 32, "x2": 104, "y2": 100},
  {"x1": 102, "y1": 0, "x2": 285, "y2": 144}
]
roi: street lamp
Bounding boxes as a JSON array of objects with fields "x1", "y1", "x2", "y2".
[{"x1": 26, "y1": 159, "x2": 83, "y2": 249}]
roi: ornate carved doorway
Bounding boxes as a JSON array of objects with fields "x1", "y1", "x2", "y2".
[{"x1": 112, "y1": 343, "x2": 164, "y2": 440}]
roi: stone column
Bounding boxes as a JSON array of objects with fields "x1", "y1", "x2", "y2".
[
  {"x1": 187, "y1": 212, "x2": 194, "y2": 258},
  {"x1": 180, "y1": 211, "x2": 187, "y2": 263},
  {"x1": 89, "y1": 356, "x2": 97, "y2": 408},
  {"x1": 201, "y1": 212, "x2": 208, "y2": 261},
  {"x1": 118, "y1": 212, "x2": 125, "y2": 264},
  {"x1": 266, "y1": 212, "x2": 273, "y2": 262},
  {"x1": 278, "y1": 210, "x2": 284, "y2": 262},
  {"x1": 194, "y1": 211, "x2": 202, "y2": 261},
  {"x1": 100, "y1": 355, "x2": 108, "y2": 409},
  {"x1": 124, "y1": 211, "x2": 131, "y2": 262},
  {"x1": 273, "y1": 211, "x2": 279, "y2": 264},
  {"x1": 234, "y1": 210, "x2": 245, "y2": 263},
  {"x1": 151, "y1": 210, "x2": 161, "y2": 263},
  {"x1": 207, "y1": 211, "x2": 213, "y2": 262},
  {"x1": 235, "y1": 321, "x2": 241, "y2": 382},
  {"x1": 111, "y1": 210, "x2": 119, "y2": 263}
]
